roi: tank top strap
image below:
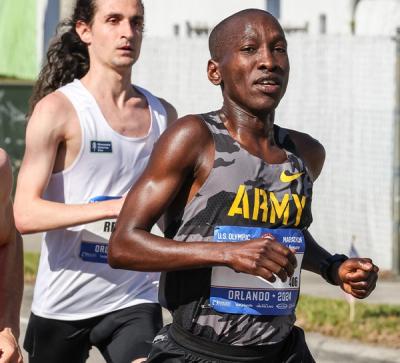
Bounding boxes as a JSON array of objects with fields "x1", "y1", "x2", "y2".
[
  {"x1": 274, "y1": 125, "x2": 298, "y2": 155},
  {"x1": 199, "y1": 112, "x2": 244, "y2": 162},
  {"x1": 57, "y1": 79, "x2": 91, "y2": 113}
]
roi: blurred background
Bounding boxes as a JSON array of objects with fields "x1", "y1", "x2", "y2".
[{"x1": 0, "y1": 0, "x2": 399, "y2": 275}]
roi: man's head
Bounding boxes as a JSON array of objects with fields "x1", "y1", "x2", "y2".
[
  {"x1": 207, "y1": 9, "x2": 289, "y2": 114},
  {"x1": 28, "y1": 0, "x2": 145, "y2": 116},
  {"x1": 75, "y1": 0, "x2": 145, "y2": 70}
]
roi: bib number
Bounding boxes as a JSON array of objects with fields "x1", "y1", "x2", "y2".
[
  {"x1": 210, "y1": 226, "x2": 305, "y2": 316},
  {"x1": 79, "y1": 196, "x2": 121, "y2": 263}
]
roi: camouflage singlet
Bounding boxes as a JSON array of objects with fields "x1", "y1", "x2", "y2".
[{"x1": 160, "y1": 111, "x2": 313, "y2": 346}]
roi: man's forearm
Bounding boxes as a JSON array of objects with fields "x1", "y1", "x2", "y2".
[
  {"x1": 0, "y1": 232, "x2": 23, "y2": 338},
  {"x1": 302, "y1": 230, "x2": 332, "y2": 275},
  {"x1": 14, "y1": 197, "x2": 122, "y2": 234}
]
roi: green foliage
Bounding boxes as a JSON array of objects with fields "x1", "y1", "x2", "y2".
[
  {"x1": 24, "y1": 251, "x2": 40, "y2": 282},
  {"x1": 297, "y1": 295, "x2": 400, "y2": 348}
]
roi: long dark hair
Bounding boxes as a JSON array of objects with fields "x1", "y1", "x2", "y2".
[{"x1": 28, "y1": 0, "x2": 97, "y2": 117}]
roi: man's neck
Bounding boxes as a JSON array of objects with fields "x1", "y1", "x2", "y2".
[
  {"x1": 219, "y1": 103, "x2": 286, "y2": 163},
  {"x1": 80, "y1": 64, "x2": 137, "y2": 105},
  {"x1": 220, "y1": 102, "x2": 275, "y2": 139}
]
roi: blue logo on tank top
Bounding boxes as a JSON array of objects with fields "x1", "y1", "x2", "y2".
[{"x1": 90, "y1": 141, "x2": 112, "y2": 153}]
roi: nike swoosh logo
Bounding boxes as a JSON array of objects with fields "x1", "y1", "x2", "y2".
[{"x1": 280, "y1": 170, "x2": 304, "y2": 183}]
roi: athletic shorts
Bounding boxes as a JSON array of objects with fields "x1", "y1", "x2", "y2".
[
  {"x1": 146, "y1": 323, "x2": 315, "y2": 363},
  {"x1": 24, "y1": 303, "x2": 162, "y2": 363}
]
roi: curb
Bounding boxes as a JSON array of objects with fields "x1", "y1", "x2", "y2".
[{"x1": 307, "y1": 332, "x2": 400, "y2": 363}]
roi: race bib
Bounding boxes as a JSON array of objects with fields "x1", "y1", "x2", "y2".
[
  {"x1": 79, "y1": 196, "x2": 121, "y2": 263},
  {"x1": 210, "y1": 226, "x2": 305, "y2": 316}
]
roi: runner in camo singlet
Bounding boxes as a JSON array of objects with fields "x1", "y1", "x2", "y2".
[
  {"x1": 109, "y1": 8, "x2": 379, "y2": 363},
  {"x1": 160, "y1": 111, "x2": 313, "y2": 346}
]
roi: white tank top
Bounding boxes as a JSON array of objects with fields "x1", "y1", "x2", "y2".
[{"x1": 31, "y1": 79, "x2": 167, "y2": 320}]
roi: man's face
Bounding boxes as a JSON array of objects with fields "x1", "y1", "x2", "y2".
[
  {"x1": 83, "y1": 0, "x2": 144, "y2": 70},
  {"x1": 214, "y1": 13, "x2": 289, "y2": 114}
]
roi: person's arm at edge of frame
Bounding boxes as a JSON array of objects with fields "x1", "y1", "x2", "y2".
[
  {"x1": 0, "y1": 150, "x2": 23, "y2": 363},
  {"x1": 14, "y1": 92, "x2": 124, "y2": 234},
  {"x1": 108, "y1": 115, "x2": 297, "y2": 282},
  {"x1": 287, "y1": 128, "x2": 379, "y2": 299}
]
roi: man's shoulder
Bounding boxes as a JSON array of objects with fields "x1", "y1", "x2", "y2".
[
  {"x1": 158, "y1": 98, "x2": 178, "y2": 125},
  {"x1": 33, "y1": 91, "x2": 73, "y2": 115},
  {"x1": 148, "y1": 114, "x2": 213, "y2": 173},
  {"x1": 283, "y1": 128, "x2": 324, "y2": 152},
  {"x1": 169, "y1": 114, "x2": 210, "y2": 135},
  {"x1": 29, "y1": 90, "x2": 76, "y2": 130},
  {"x1": 0, "y1": 149, "x2": 10, "y2": 171},
  {"x1": 156, "y1": 114, "x2": 212, "y2": 153},
  {"x1": 280, "y1": 127, "x2": 325, "y2": 180},
  {"x1": 134, "y1": 85, "x2": 178, "y2": 125},
  {"x1": 0, "y1": 149, "x2": 12, "y2": 198}
]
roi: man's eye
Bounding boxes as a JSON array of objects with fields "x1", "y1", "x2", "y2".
[
  {"x1": 241, "y1": 46, "x2": 256, "y2": 53},
  {"x1": 108, "y1": 18, "x2": 119, "y2": 24},
  {"x1": 132, "y1": 21, "x2": 144, "y2": 31},
  {"x1": 275, "y1": 47, "x2": 287, "y2": 54}
]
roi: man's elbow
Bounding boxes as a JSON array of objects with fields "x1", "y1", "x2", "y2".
[
  {"x1": 108, "y1": 243, "x2": 126, "y2": 269},
  {"x1": 108, "y1": 235, "x2": 135, "y2": 269},
  {"x1": 14, "y1": 210, "x2": 38, "y2": 234},
  {"x1": 108, "y1": 232, "x2": 148, "y2": 271}
]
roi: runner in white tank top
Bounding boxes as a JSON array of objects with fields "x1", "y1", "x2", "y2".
[
  {"x1": 33, "y1": 79, "x2": 167, "y2": 320},
  {"x1": 14, "y1": 1, "x2": 177, "y2": 362}
]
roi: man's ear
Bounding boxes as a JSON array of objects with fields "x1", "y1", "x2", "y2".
[
  {"x1": 75, "y1": 20, "x2": 92, "y2": 45},
  {"x1": 207, "y1": 59, "x2": 222, "y2": 85}
]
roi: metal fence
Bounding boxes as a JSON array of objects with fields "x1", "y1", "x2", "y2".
[
  {"x1": 0, "y1": 81, "x2": 32, "y2": 191},
  {"x1": 1, "y1": 33, "x2": 399, "y2": 272},
  {"x1": 133, "y1": 34, "x2": 399, "y2": 272}
]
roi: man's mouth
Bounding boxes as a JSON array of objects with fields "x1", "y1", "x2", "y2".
[
  {"x1": 254, "y1": 76, "x2": 282, "y2": 94},
  {"x1": 118, "y1": 45, "x2": 133, "y2": 51}
]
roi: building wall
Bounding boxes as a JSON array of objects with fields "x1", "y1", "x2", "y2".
[
  {"x1": 142, "y1": 0, "x2": 358, "y2": 37},
  {"x1": 280, "y1": 0, "x2": 356, "y2": 34},
  {"x1": 142, "y1": 0, "x2": 266, "y2": 38},
  {"x1": 355, "y1": 0, "x2": 400, "y2": 36}
]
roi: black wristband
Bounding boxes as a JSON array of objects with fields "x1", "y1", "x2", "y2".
[{"x1": 319, "y1": 254, "x2": 348, "y2": 285}]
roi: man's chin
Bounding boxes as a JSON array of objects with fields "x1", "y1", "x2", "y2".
[{"x1": 112, "y1": 58, "x2": 136, "y2": 69}]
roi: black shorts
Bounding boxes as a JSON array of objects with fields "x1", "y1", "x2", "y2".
[
  {"x1": 146, "y1": 323, "x2": 315, "y2": 363},
  {"x1": 24, "y1": 303, "x2": 162, "y2": 363}
]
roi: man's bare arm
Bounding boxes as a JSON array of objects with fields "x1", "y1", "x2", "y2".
[
  {"x1": 0, "y1": 152, "x2": 13, "y2": 246},
  {"x1": 0, "y1": 149, "x2": 23, "y2": 363},
  {"x1": 14, "y1": 92, "x2": 124, "y2": 234},
  {"x1": 285, "y1": 132, "x2": 379, "y2": 299},
  {"x1": 109, "y1": 116, "x2": 297, "y2": 283}
]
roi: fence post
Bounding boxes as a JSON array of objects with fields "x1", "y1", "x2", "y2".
[{"x1": 393, "y1": 28, "x2": 400, "y2": 275}]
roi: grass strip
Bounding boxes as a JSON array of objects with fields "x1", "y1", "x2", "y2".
[
  {"x1": 297, "y1": 294, "x2": 400, "y2": 348},
  {"x1": 24, "y1": 251, "x2": 40, "y2": 283}
]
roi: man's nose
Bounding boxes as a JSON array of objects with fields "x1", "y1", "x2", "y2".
[
  {"x1": 258, "y1": 47, "x2": 277, "y2": 70},
  {"x1": 121, "y1": 19, "x2": 135, "y2": 39}
]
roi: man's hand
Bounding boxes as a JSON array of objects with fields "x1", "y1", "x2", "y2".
[
  {"x1": 336, "y1": 258, "x2": 379, "y2": 299},
  {"x1": 100, "y1": 196, "x2": 126, "y2": 218},
  {"x1": 0, "y1": 328, "x2": 23, "y2": 363},
  {"x1": 227, "y1": 235, "x2": 297, "y2": 283}
]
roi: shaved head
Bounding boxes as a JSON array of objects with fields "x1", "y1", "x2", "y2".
[{"x1": 209, "y1": 9, "x2": 284, "y2": 61}]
